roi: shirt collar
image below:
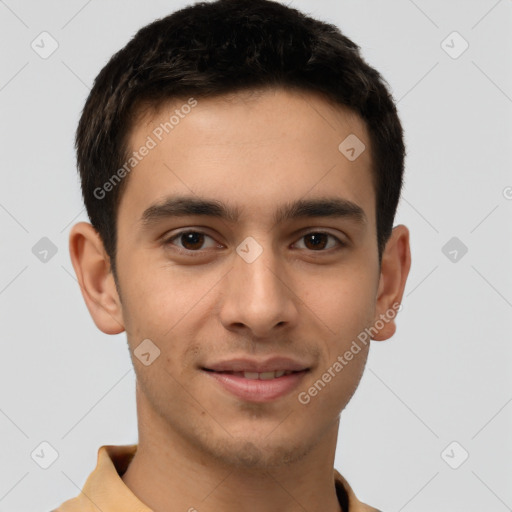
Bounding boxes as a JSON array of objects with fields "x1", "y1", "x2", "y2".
[{"x1": 56, "y1": 444, "x2": 380, "y2": 512}]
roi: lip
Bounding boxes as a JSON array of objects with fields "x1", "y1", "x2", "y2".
[
  {"x1": 202, "y1": 356, "x2": 310, "y2": 373},
  {"x1": 203, "y1": 368, "x2": 308, "y2": 403},
  {"x1": 201, "y1": 357, "x2": 311, "y2": 403}
]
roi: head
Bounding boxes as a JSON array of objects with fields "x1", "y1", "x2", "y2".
[{"x1": 70, "y1": 0, "x2": 410, "y2": 469}]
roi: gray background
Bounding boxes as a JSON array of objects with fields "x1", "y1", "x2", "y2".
[{"x1": 1, "y1": 0, "x2": 511, "y2": 511}]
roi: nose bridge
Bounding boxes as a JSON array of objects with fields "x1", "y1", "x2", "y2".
[
  {"x1": 219, "y1": 235, "x2": 298, "y2": 335},
  {"x1": 239, "y1": 239, "x2": 280, "y2": 302}
]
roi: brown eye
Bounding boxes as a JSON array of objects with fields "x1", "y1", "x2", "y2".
[
  {"x1": 164, "y1": 230, "x2": 219, "y2": 254},
  {"x1": 177, "y1": 232, "x2": 205, "y2": 250},
  {"x1": 295, "y1": 232, "x2": 345, "y2": 251}
]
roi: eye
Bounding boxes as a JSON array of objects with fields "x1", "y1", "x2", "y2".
[
  {"x1": 293, "y1": 231, "x2": 345, "y2": 251},
  {"x1": 164, "y1": 230, "x2": 221, "y2": 255},
  {"x1": 163, "y1": 229, "x2": 346, "y2": 257}
]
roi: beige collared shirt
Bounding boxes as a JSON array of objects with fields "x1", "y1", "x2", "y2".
[{"x1": 54, "y1": 444, "x2": 382, "y2": 512}]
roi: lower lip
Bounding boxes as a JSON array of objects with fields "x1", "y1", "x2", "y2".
[{"x1": 203, "y1": 370, "x2": 308, "y2": 403}]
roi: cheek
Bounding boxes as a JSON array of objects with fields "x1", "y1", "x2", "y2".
[
  {"x1": 300, "y1": 263, "x2": 377, "y2": 344},
  {"x1": 119, "y1": 260, "x2": 221, "y2": 351}
]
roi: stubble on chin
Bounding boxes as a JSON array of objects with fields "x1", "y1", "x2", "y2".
[{"x1": 185, "y1": 423, "x2": 321, "y2": 471}]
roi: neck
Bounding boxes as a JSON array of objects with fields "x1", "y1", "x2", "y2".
[{"x1": 122, "y1": 385, "x2": 343, "y2": 512}]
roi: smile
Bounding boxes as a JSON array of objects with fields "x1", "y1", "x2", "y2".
[
  {"x1": 202, "y1": 368, "x2": 309, "y2": 402},
  {"x1": 209, "y1": 369, "x2": 297, "y2": 379}
]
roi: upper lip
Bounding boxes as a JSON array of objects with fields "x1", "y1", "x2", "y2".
[{"x1": 202, "y1": 357, "x2": 310, "y2": 373}]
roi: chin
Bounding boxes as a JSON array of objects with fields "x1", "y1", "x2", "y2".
[{"x1": 188, "y1": 416, "x2": 328, "y2": 470}]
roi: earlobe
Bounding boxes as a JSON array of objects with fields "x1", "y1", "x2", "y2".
[
  {"x1": 372, "y1": 224, "x2": 411, "y2": 341},
  {"x1": 69, "y1": 222, "x2": 125, "y2": 335}
]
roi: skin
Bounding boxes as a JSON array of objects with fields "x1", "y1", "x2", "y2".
[{"x1": 69, "y1": 87, "x2": 411, "y2": 512}]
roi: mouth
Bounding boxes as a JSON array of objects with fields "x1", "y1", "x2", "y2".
[
  {"x1": 203, "y1": 368, "x2": 306, "y2": 379},
  {"x1": 201, "y1": 360, "x2": 310, "y2": 402}
]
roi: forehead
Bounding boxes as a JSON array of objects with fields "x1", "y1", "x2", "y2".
[{"x1": 119, "y1": 87, "x2": 375, "y2": 229}]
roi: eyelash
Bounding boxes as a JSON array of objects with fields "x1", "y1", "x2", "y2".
[{"x1": 163, "y1": 230, "x2": 346, "y2": 257}]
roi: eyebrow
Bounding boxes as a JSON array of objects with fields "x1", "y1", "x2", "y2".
[{"x1": 140, "y1": 195, "x2": 367, "y2": 227}]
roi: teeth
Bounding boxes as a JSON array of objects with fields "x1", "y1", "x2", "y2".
[{"x1": 242, "y1": 370, "x2": 293, "y2": 380}]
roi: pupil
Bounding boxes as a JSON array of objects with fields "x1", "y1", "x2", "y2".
[
  {"x1": 306, "y1": 233, "x2": 327, "y2": 250},
  {"x1": 182, "y1": 232, "x2": 204, "y2": 250}
]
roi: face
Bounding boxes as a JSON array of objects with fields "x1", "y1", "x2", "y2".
[{"x1": 113, "y1": 87, "x2": 382, "y2": 468}]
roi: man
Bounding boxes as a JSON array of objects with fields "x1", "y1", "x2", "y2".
[{"x1": 57, "y1": 0, "x2": 411, "y2": 510}]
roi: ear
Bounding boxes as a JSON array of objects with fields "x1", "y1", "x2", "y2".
[
  {"x1": 69, "y1": 221, "x2": 125, "y2": 334},
  {"x1": 372, "y1": 224, "x2": 411, "y2": 341}
]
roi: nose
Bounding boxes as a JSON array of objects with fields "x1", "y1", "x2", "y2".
[{"x1": 218, "y1": 239, "x2": 300, "y2": 339}]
